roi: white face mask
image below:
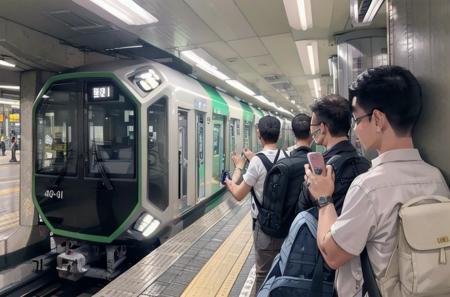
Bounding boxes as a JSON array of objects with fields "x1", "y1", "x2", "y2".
[{"x1": 311, "y1": 128, "x2": 321, "y2": 143}]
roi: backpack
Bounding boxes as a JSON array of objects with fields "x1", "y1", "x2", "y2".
[
  {"x1": 257, "y1": 208, "x2": 335, "y2": 297},
  {"x1": 252, "y1": 149, "x2": 307, "y2": 238},
  {"x1": 362, "y1": 195, "x2": 450, "y2": 297}
]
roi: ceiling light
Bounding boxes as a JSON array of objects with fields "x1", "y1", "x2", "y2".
[
  {"x1": 350, "y1": 0, "x2": 384, "y2": 26},
  {"x1": 181, "y1": 50, "x2": 230, "y2": 80},
  {"x1": 254, "y1": 95, "x2": 270, "y2": 104},
  {"x1": 88, "y1": 0, "x2": 158, "y2": 25},
  {"x1": 283, "y1": 0, "x2": 313, "y2": 31},
  {"x1": 0, "y1": 85, "x2": 20, "y2": 91},
  {"x1": 0, "y1": 60, "x2": 16, "y2": 68},
  {"x1": 295, "y1": 40, "x2": 319, "y2": 75},
  {"x1": 226, "y1": 80, "x2": 255, "y2": 96},
  {"x1": 290, "y1": 100, "x2": 296, "y2": 104},
  {"x1": 363, "y1": 0, "x2": 385, "y2": 23},
  {"x1": 308, "y1": 78, "x2": 321, "y2": 99}
]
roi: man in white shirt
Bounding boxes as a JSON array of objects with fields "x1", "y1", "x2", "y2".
[
  {"x1": 225, "y1": 115, "x2": 286, "y2": 294},
  {"x1": 305, "y1": 66, "x2": 450, "y2": 297}
]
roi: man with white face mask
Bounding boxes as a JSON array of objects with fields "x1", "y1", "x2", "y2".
[{"x1": 297, "y1": 94, "x2": 370, "y2": 216}]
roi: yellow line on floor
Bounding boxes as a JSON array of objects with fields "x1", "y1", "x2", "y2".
[
  {"x1": 0, "y1": 211, "x2": 19, "y2": 233},
  {"x1": 0, "y1": 187, "x2": 19, "y2": 196},
  {"x1": 216, "y1": 235, "x2": 254, "y2": 297},
  {"x1": 181, "y1": 214, "x2": 253, "y2": 297}
]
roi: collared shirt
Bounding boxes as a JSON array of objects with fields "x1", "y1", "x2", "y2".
[
  {"x1": 323, "y1": 139, "x2": 356, "y2": 162},
  {"x1": 290, "y1": 145, "x2": 311, "y2": 157},
  {"x1": 243, "y1": 149, "x2": 287, "y2": 218},
  {"x1": 330, "y1": 149, "x2": 450, "y2": 297}
]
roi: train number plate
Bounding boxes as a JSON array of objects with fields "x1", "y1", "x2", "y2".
[{"x1": 44, "y1": 189, "x2": 64, "y2": 199}]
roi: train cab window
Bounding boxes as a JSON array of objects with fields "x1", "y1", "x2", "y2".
[
  {"x1": 87, "y1": 92, "x2": 136, "y2": 178},
  {"x1": 147, "y1": 97, "x2": 169, "y2": 210},
  {"x1": 35, "y1": 82, "x2": 80, "y2": 175}
]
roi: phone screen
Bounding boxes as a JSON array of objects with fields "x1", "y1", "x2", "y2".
[{"x1": 307, "y1": 152, "x2": 325, "y2": 175}]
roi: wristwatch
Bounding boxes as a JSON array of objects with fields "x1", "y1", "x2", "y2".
[{"x1": 317, "y1": 196, "x2": 333, "y2": 208}]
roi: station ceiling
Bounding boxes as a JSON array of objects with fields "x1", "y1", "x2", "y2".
[{"x1": 0, "y1": 0, "x2": 386, "y2": 112}]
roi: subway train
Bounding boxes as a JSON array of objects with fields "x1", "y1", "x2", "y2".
[{"x1": 32, "y1": 59, "x2": 294, "y2": 280}]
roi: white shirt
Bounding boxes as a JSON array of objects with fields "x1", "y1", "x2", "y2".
[
  {"x1": 243, "y1": 149, "x2": 287, "y2": 218},
  {"x1": 330, "y1": 149, "x2": 450, "y2": 297}
]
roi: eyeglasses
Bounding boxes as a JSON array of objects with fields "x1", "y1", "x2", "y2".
[
  {"x1": 351, "y1": 112, "x2": 373, "y2": 128},
  {"x1": 310, "y1": 122, "x2": 321, "y2": 127}
]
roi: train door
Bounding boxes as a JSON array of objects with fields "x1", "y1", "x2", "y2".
[
  {"x1": 196, "y1": 112, "x2": 205, "y2": 200},
  {"x1": 178, "y1": 110, "x2": 188, "y2": 209},
  {"x1": 212, "y1": 114, "x2": 225, "y2": 192}
]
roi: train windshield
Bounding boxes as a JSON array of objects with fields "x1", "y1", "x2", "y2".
[{"x1": 35, "y1": 81, "x2": 79, "y2": 175}]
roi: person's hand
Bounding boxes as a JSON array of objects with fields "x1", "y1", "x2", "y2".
[
  {"x1": 231, "y1": 152, "x2": 246, "y2": 169},
  {"x1": 243, "y1": 148, "x2": 255, "y2": 161},
  {"x1": 304, "y1": 164, "x2": 335, "y2": 200}
]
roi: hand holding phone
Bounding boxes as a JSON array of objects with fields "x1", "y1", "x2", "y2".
[
  {"x1": 221, "y1": 169, "x2": 230, "y2": 185},
  {"x1": 307, "y1": 152, "x2": 325, "y2": 175}
]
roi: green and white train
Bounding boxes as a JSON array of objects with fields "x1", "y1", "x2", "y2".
[{"x1": 32, "y1": 59, "x2": 293, "y2": 279}]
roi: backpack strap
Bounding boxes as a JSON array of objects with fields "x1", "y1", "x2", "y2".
[
  {"x1": 250, "y1": 150, "x2": 282, "y2": 211},
  {"x1": 361, "y1": 248, "x2": 381, "y2": 297}
]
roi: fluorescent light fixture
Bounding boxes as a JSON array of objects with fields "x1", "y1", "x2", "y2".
[
  {"x1": 307, "y1": 78, "x2": 321, "y2": 98},
  {"x1": 0, "y1": 85, "x2": 20, "y2": 91},
  {"x1": 106, "y1": 44, "x2": 144, "y2": 51},
  {"x1": 0, "y1": 60, "x2": 15, "y2": 68},
  {"x1": 88, "y1": 0, "x2": 158, "y2": 25},
  {"x1": 296, "y1": 40, "x2": 319, "y2": 75},
  {"x1": 226, "y1": 80, "x2": 255, "y2": 96},
  {"x1": 290, "y1": 100, "x2": 296, "y2": 104},
  {"x1": 0, "y1": 99, "x2": 20, "y2": 106},
  {"x1": 350, "y1": 0, "x2": 384, "y2": 26},
  {"x1": 283, "y1": 0, "x2": 313, "y2": 31},
  {"x1": 181, "y1": 50, "x2": 230, "y2": 81}
]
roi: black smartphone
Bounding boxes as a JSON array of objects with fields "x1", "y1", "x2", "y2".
[{"x1": 221, "y1": 170, "x2": 230, "y2": 185}]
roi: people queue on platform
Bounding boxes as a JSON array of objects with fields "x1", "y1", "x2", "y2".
[{"x1": 225, "y1": 65, "x2": 450, "y2": 297}]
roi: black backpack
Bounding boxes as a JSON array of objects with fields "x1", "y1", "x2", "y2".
[{"x1": 252, "y1": 149, "x2": 308, "y2": 238}]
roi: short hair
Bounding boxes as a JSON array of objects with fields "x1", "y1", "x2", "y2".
[
  {"x1": 291, "y1": 113, "x2": 311, "y2": 139},
  {"x1": 310, "y1": 94, "x2": 351, "y2": 137},
  {"x1": 257, "y1": 115, "x2": 280, "y2": 143},
  {"x1": 349, "y1": 65, "x2": 422, "y2": 136}
]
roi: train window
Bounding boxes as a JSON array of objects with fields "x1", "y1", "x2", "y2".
[
  {"x1": 87, "y1": 93, "x2": 136, "y2": 178},
  {"x1": 243, "y1": 121, "x2": 252, "y2": 149},
  {"x1": 212, "y1": 115, "x2": 225, "y2": 191},
  {"x1": 147, "y1": 97, "x2": 169, "y2": 210},
  {"x1": 35, "y1": 82, "x2": 80, "y2": 175}
]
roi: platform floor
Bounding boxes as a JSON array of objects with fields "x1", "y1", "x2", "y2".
[
  {"x1": 95, "y1": 193, "x2": 256, "y2": 297},
  {"x1": 0, "y1": 158, "x2": 20, "y2": 236}
]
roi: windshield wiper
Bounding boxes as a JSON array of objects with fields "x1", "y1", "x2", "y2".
[{"x1": 92, "y1": 143, "x2": 114, "y2": 191}]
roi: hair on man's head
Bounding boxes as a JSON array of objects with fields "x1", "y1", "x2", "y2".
[
  {"x1": 257, "y1": 115, "x2": 281, "y2": 143},
  {"x1": 310, "y1": 94, "x2": 351, "y2": 137}
]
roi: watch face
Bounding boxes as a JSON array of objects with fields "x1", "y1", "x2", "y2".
[{"x1": 318, "y1": 196, "x2": 330, "y2": 207}]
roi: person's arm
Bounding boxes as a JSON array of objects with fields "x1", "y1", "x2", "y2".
[
  {"x1": 304, "y1": 164, "x2": 354, "y2": 269},
  {"x1": 226, "y1": 151, "x2": 252, "y2": 200}
]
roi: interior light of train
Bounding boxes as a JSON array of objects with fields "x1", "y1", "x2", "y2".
[
  {"x1": 0, "y1": 60, "x2": 16, "y2": 68},
  {"x1": 0, "y1": 85, "x2": 20, "y2": 90},
  {"x1": 134, "y1": 69, "x2": 161, "y2": 92},
  {"x1": 283, "y1": 0, "x2": 313, "y2": 31},
  {"x1": 226, "y1": 80, "x2": 255, "y2": 96},
  {"x1": 88, "y1": 0, "x2": 158, "y2": 25}
]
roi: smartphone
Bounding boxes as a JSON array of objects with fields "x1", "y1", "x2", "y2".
[
  {"x1": 307, "y1": 152, "x2": 325, "y2": 175},
  {"x1": 221, "y1": 169, "x2": 230, "y2": 185}
]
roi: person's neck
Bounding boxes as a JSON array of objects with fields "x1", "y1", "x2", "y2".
[
  {"x1": 296, "y1": 139, "x2": 310, "y2": 148},
  {"x1": 325, "y1": 136, "x2": 348, "y2": 150},
  {"x1": 263, "y1": 143, "x2": 278, "y2": 150},
  {"x1": 378, "y1": 136, "x2": 414, "y2": 155}
]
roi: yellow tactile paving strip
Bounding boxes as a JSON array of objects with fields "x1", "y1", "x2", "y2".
[
  {"x1": 0, "y1": 186, "x2": 19, "y2": 196},
  {"x1": 0, "y1": 211, "x2": 19, "y2": 234},
  {"x1": 181, "y1": 214, "x2": 252, "y2": 297}
]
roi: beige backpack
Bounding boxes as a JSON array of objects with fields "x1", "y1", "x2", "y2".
[{"x1": 376, "y1": 195, "x2": 450, "y2": 297}]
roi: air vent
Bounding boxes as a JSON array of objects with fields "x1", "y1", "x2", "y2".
[
  {"x1": 49, "y1": 10, "x2": 117, "y2": 33},
  {"x1": 263, "y1": 74, "x2": 287, "y2": 83}
]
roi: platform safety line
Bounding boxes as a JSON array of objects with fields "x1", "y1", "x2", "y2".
[
  {"x1": 216, "y1": 236, "x2": 253, "y2": 297},
  {"x1": 239, "y1": 265, "x2": 256, "y2": 297},
  {"x1": 0, "y1": 187, "x2": 19, "y2": 197},
  {"x1": 0, "y1": 211, "x2": 19, "y2": 233},
  {"x1": 181, "y1": 214, "x2": 252, "y2": 297}
]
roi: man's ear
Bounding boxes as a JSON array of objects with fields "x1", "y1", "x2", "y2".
[
  {"x1": 373, "y1": 109, "x2": 386, "y2": 130},
  {"x1": 320, "y1": 122, "x2": 327, "y2": 134}
]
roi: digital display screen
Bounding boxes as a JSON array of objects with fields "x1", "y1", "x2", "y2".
[{"x1": 89, "y1": 85, "x2": 116, "y2": 101}]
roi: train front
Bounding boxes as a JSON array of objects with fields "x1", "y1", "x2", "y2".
[{"x1": 33, "y1": 72, "x2": 142, "y2": 279}]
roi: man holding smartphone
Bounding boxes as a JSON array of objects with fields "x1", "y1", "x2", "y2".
[
  {"x1": 225, "y1": 115, "x2": 286, "y2": 295},
  {"x1": 297, "y1": 94, "x2": 369, "y2": 215},
  {"x1": 305, "y1": 66, "x2": 450, "y2": 297}
]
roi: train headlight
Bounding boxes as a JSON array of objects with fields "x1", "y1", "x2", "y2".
[
  {"x1": 134, "y1": 69, "x2": 161, "y2": 92},
  {"x1": 134, "y1": 213, "x2": 160, "y2": 237}
]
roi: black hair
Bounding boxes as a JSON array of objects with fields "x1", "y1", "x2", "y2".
[
  {"x1": 291, "y1": 113, "x2": 311, "y2": 139},
  {"x1": 310, "y1": 94, "x2": 351, "y2": 137},
  {"x1": 257, "y1": 115, "x2": 280, "y2": 143},
  {"x1": 349, "y1": 65, "x2": 422, "y2": 136}
]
